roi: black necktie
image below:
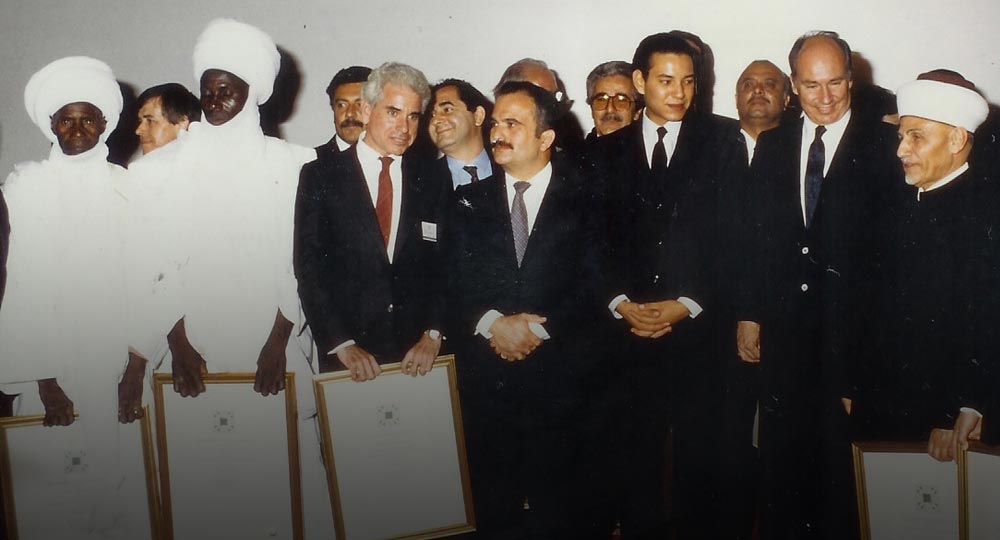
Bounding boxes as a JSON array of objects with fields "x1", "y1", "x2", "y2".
[
  {"x1": 651, "y1": 126, "x2": 668, "y2": 174},
  {"x1": 463, "y1": 165, "x2": 479, "y2": 183},
  {"x1": 804, "y1": 125, "x2": 826, "y2": 226}
]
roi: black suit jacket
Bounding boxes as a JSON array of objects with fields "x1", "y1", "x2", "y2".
[
  {"x1": 295, "y1": 146, "x2": 451, "y2": 366},
  {"x1": 588, "y1": 113, "x2": 747, "y2": 350},
  {"x1": 449, "y1": 156, "x2": 608, "y2": 416},
  {"x1": 743, "y1": 113, "x2": 903, "y2": 404},
  {"x1": 313, "y1": 135, "x2": 345, "y2": 160}
]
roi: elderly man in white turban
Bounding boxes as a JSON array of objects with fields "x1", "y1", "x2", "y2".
[
  {"x1": 852, "y1": 69, "x2": 998, "y2": 463},
  {"x1": 0, "y1": 56, "x2": 153, "y2": 539},
  {"x1": 127, "y1": 18, "x2": 333, "y2": 539}
]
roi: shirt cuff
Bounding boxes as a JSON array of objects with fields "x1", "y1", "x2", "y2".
[
  {"x1": 960, "y1": 407, "x2": 983, "y2": 418},
  {"x1": 475, "y1": 310, "x2": 504, "y2": 339},
  {"x1": 327, "y1": 339, "x2": 356, "y2": 356},
  {"x1": 677, "y1": 297, "x2": 703, "y2": 318},
  {"x1": 608, "y1": 294, "x2": 629, "y2": 319}
]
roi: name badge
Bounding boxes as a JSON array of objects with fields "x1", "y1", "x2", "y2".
[{"x1": 421, "y1": 221, "x2": 438, "y2": 242}]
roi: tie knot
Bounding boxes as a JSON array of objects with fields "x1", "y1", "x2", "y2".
[
  {"x1": 814, "y1": 125, "x2": 827, "y2": 139},
  {"x1": 379, "y1": 156, "x2": 394, "y2": 169},
  {"x1": 463, "y1": 165, "x2": 479, "y2": 181},
  {"x1": 513, "y1": 181, "x2": 531, "y2": 194},
  {"x1": 656, "y1": 126, "x2": 667, "y2": 141}
]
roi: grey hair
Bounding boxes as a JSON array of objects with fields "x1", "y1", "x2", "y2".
[
  {"x1": 585, "y1": 60, "x2": 638, "y2": 101},
  {"x1": 494, "y1": 58, "x2": 554, "y2": 93},
  {"x1": 361, "y1": 61, "x2": 432, "y2": 111}
]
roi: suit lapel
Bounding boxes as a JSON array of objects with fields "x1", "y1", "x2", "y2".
[
  {"x1": 393, "y1": 156, "x2": 416, "y2": 262},
  {"x1": 345, "y1": 146, "x2": 391, "y2": 264}
]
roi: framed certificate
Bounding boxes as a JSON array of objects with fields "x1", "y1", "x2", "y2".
[
  {"x1": 962, "y1": 442, "x2": 1000, "y2": 540},
  {"x1": 153, "y1": 373, "x2": 302, "y2": 540},
  {"x1": 0, "y1": 408, "x2": 159, "y2": 540},
  {"x1": 853, "y1": 441, "x2": 961, "y2": 540},
  {"x1": 314, "y1": 355, "x2": 475, "y2": 540}
]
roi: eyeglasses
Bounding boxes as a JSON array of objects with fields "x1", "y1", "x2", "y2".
[{"x1": 589, "y1": 93, "x2": 634, "y2": 110}]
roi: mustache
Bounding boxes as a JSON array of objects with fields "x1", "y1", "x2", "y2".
[
  {"x1": 490, "y1": 140, "x2": 513, "y2": 150},
  {"x1": 339, "y1": 119, "x2": 364, "y2": 128},
  {"x1": 600, "y1": 112, "x2": 624, "y2": 123}
]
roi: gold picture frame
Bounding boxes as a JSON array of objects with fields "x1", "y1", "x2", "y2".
[
  {"x1": 314, "y1": 355, "x2": 475, "y2": 540},
  {"x1": 961, "y1": 441, "x2": 1000, "y2": 540},
  {"x1": 0, "y1": 407, "x2": 159, "y2": 540},
  {"x1": 152, "y1": 372, "x2": 302, "y2": 540}
]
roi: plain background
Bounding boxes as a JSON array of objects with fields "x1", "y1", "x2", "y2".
[{"x1": 1, "y1": 0, "x2": 998, "y2": 175}]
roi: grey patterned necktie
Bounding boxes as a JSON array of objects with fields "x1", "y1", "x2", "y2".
[
  {"x1": 463, "y1": 165, "x2": 479, "y2": 183},
  {"x1": 511, "y1": 181, "x2": 531, "y2": 266}
]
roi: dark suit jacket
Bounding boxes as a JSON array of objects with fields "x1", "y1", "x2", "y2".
[
  {"x1": 743, "y1": 113, "x2": 904, "y2": 407},
  {"x1": 295, "y1": 146, "x2": 451, "y2": 367},
  {"x1": 588, "y1": 113, "x2": 747, "y2": 353},
  {"x1": 449, "y1": 155, "x2": 608, "y2": 418},
  {"x1": 313, "y1": 135, "x2": 344, "y2": 160}
]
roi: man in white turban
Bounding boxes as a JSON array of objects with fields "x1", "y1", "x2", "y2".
[
  {"x1": 0, "y1": 56, "x2": 152, "y2": 539},
  {"x1": 852, "y1": 69, "x2": 999, "y2": 463},
  {"x1": 127, "y1": 18, "x2": 332, "y2": 539}
]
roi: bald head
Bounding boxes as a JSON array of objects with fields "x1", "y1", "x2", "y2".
[
  {"x1": 735, "y1": 60, "x2": 789, "y2": 139},
  {"x1": 495, "y1": 58, "x2": 558, "y2": 94}
]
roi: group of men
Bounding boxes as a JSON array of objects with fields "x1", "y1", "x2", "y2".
[{"x1": 0, "y1": 17, "x2": 998, "y2": 540}]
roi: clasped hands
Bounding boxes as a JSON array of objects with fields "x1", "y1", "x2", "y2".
[
  {"x1": 488, "y1": 313, "x2": 547, "y2": 361},
  {"x1": 616, "y1": 300, "x2": 689, "y2": 339}
]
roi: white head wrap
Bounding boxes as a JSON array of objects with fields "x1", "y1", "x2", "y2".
[
  {"x1": 23, "y1": 56, "x2": 123, "y2": 145},
  {"x1": 192, "y1": 18, "x2": 280, "y2": 106},
  {"x1": 897, "y1": 77, "x2": 989, "y2": 133}
]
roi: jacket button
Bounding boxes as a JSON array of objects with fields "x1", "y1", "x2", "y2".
[
  {"x1": 387, "y1": 303, "x2": 394, "y2": 313},
  {"x1": 800, "y1": 284, "x2": 809, "y2": 292},
  {"x1": 801, "y1": 247, "x2": 809, "y2": 255}
]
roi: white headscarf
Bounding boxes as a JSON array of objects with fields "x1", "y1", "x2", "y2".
[
  {"x1": 192, "y1": 18, "x2": 280, "y2": 106},
  {"x1": 23, "y1": 56, "x2": 122, "y2": 145}
]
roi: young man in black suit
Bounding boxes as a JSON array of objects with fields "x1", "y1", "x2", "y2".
[
  {"x1": 588, "y1": 32, "x2": 747, "y2": 540},
  {"x1": 296, "y1": 61, "x2": 450, "y2": 379},
  {"x1": 449, "y1": 81, "x2": 608, "y2": 539},
  {"x1": 738, "y1": 31, "x2": 903, "y2": 540}
]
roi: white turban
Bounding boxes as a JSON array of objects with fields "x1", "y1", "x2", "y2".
[
  {"x1": 897, "y1": 77, "x2": 989, "y2": 133},
  {"x1": 192, "y1": 18, "x2": 280, "y2": 106},
  {"x1": 23, "y1": 56, "x2": 123, "y2": 144}
]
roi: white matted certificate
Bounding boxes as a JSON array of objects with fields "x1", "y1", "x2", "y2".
[
  {"x1": 853, "y1": 441, "x2": 960, "y2": 540},
  {"x1": 314, "y1": 355, "x2": 475, "y2": 540},
  {"x1": 0, "y1": 409, "x2": 159, "y2": 540},
  {"x1": 153, "y1": 373, "x2": 302, "y2": 540},
  {"x1": 963, "y1": 443, "x2": 1000, "y2": 540}
]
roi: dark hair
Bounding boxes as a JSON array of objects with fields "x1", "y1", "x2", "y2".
[
  {"x1": 325, "y1": 65, "x2": 372, "y2": 100},
  {"x1": 788, "y1": 31, "x2": 852, "y2": 79},
  {"x1": 631, "y1": 33, "x2": 699, "y2": 81},
  {"x1": 586, "y1": 61, "x2": 642, "y2": 106},
  {"x1": 137, "y1": 83, "x2": 201, "y2": 124},
  {"x1": 494, "y1": 81, "x2": 561, "y2": 137},
  {"x1": 432, "y1": 78, "x2": 493, "y2": 116}
]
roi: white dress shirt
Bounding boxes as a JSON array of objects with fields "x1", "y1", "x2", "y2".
[
  {"x1": 799, "y1": 110, "x2": 851, "y2": 224},
  {"x1": 475, "y1": 162, "x2": 553, "y2": 340},
  {"x1": 641, "y1": 110, "x2": 683, "y2": 168},
  {"x1": 741, "y1": 128, "x2": 757, "y2": 165},
  {"x1": 356, "y1": 133, "x2": 403, "y2": 263}
]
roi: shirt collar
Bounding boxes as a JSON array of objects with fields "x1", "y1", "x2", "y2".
[
  {"x1": 445, "y1": 148, "x2": 493, "y2": 185},
  {"x1": 802, "y1": 109, "x2": 851, "y2": 140},
  {"x1": 918, "y1": 162, "x2": 969, "y2": 200},
  {"x1": 357, "y1": 132, "x2": 400, "y2": 161},
  {"x1": 505, "y1": 161, "x2": 552, "y2": 187},
  {"x1": 642, "y1": 110, "x2": 683, "y2": 142}
]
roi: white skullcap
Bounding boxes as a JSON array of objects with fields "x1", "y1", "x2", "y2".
[
  {"x1": 193, "y1": 18, "x2": 280, "y2": 105},
  {"x1": 897, "y1": 76, "x2": 989, "y2": 133},
  {"x1": 23, "y1": 56, "x2": 123, "y2": 144}
]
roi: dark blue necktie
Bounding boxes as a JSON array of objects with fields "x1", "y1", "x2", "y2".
[{"x1": 804, "y1": 125, "x2": 827, "y2": 226}]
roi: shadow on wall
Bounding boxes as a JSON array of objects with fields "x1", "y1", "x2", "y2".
[
  {"x1": 107, "y1": 81, "x2": 139, "y2": 167},
  {"x1": 261, "y1": 47, "x2": 302, "y2": 139}
]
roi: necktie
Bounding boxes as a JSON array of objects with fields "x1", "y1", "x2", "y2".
[
  {"x1": 511, "y1": 181, "x2": 531, "y2": 266},
  {"x1": 376, "y1": 156, "x2": 393, "y2": 248},
  {"x1": 651, "y1": 126, "x2": 668, "y2": 174},
  {"x1": 463, "y1": 165, "x2": 479, "y2": 183},
  {"x1": 804, "y1": 125, "x2": 827, "y2": 226}
]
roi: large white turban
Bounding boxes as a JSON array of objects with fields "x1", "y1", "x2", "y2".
[
  {"x1": 192, "y1": 18, "x2": 280, "y2": 106},
  {"x1": 897, "y1": 72, "x2": 989, "y2": 133},
  {"x1": 23, "y1": 56, "x2": 123, "y2": 144}
]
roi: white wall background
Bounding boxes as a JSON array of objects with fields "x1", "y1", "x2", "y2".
[{"x1": 1, "y1": 0, "x2": 998, "y2": 175}]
